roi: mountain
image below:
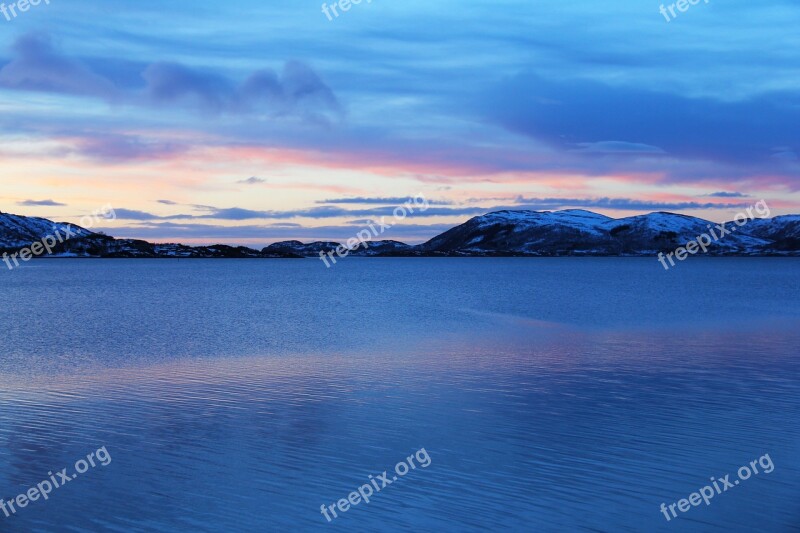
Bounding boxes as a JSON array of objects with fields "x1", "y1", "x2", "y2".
[
  {"x1": 263, "y1": 241, "x2": 341, "y2": 256},
  {"x1": 0, "y1": 212, "x2": 93, "y2": 249},
  {"x1": 418, "y1": 209, "x2": 787, "y2": 256},
  {"x1": 0, "y1": 212, "x2": 300, "y2": 259},
  {"x1": 420, "y1": 209, "x2": 614, "y2": 255},
  {"x1": 273, "y1": 209, "x2": 800, "y2": 257},
  {"x1": 263, "y1": 240, "x2": 415, "y2": 257},
  {"x1": 1, "y1": 209, "x2": 799, "y2": 259},
  {"x1": 740, "y1": 215, "x2": 800, "y2": 251},
  {"x1": 601, "y1": 212, "x2": 769, "y2": 254},
  {"x1": 349, "y1": 240, "x2": 415, "y2": 256}
]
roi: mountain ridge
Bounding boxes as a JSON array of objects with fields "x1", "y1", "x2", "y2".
[{"x1": 1, "y1": 209, "x2": 799, "y2": 259}]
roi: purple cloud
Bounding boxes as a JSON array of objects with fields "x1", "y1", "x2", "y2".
[
  {"x1": 0, "y1": 32, "x2": 340, "y2": 123},
  {"x1": 706, "y1": 192, "x2": 747, "y2": 198},
  {"x1": 76, "y1": 133, "x2": 187, "y2": 162},
  {"x1": 0, "y1": 33, "x2": 117, "y2": 98},
  {"x1": 17, "y1": 199, "x2": 66, "y2": 206},
  {"x1": 238, "y1": 177, "x2": 266, "y2": 185}
]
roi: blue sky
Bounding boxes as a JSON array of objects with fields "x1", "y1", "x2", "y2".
[{"x1": 1, "y1": 0, "x2": 798, "y2": 244}]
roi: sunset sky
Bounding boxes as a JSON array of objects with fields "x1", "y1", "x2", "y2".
[{"x1": 1, "y1": 0, "x2": 799, "y2": 245}]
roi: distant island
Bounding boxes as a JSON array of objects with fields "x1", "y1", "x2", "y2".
[{"x1": 1, "y1": 209, "x2": 799, "y2": 260}]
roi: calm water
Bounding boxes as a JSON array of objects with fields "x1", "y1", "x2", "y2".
[{"x1": 0, "y1": 258, "x2": 798, "y2": 532}]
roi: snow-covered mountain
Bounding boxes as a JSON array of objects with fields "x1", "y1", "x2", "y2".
[
  {"x1": 350, "y1": 240, "x2": 415, "y2": 256},
  {"x1": 742, "y1": 215, "x2": 800, "y2": 251},
  {"x1": 0, "y1": 212, "x2": 94, "y2": 249},
  {"x1": 600, "y1": 212, "x2": 771, "y2": 255},
  {"x1": 418, "y1": 209, "x2": 788, "y2": 255},
  {"x1": 421, "y1": 209, "x2": 613, "y2": 255},
  {"x1": 1, "y1": 209, "x2": 799, "y2": 259}
]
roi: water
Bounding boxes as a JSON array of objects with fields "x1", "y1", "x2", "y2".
[{"x1": 0, "y1": 258, "x2": 798, "y2": 532}]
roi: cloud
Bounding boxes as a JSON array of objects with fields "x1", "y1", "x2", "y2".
[
  {"x1": 190, "y1": 204, "x2": 217, "y2": 212},
  {"x1": 0, "y1": 33, "x2": 117, "y2": 98},
  {"x1": 109, "y1": 203, "x2": 485, "y2": 221},
  {"x1": 112, "y1": 208, "x2": 165, "y2": 220},
  {"x1": 142, "y1": 59, "x2": 341, "y2": 120},
  {"x1": 142, "y1": 62, "x2": 235, "y2": 112},
  {"x1": 0, "y1": 32, "x2": 341, "y2": 123},
  {"x1": 509, "y1": 197, "x2": 744, "y2": 211},
  {"x1": 706, "y1": 192, "x2": 747, "y2": 198},
  {"x1": 238, "y1": 177, "x2": 266, "y2": 185},
  {"x1": 17, "y1": 199, "x2": 66, "y2": 206},
  {"x1": 771, "y1": 149, "x2": 798, "y2": 162},
  {"x1": 157, "y1": 200, "x2": 178, "y2": 205},
  {"x1": 198, "y1": 207, "x2": 274, "y2": 220},
  {"x1": 239, "y1": 61, "x2": 341, "y2": 119},
  {"x1": 266, "y1": 222, "x2": 302, "y2": 228},
  {"x1": 572, "y1": 141, "x2": 666, "y2": 155},
  {"x1": 484, "y1": 73, "x2": 800, "y2": 171},
  {"x1": 75, "y1": 133, "x2": 186, "y2": 162},
  {"x1": 318, "y1": 197, "x2": 453, "y2": 205}
]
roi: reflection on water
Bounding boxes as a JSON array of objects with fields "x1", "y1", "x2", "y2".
[{"x1": 0, "y1": 259, "x2": 799, "y2": 531}]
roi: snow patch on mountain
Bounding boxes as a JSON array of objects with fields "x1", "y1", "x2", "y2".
[{"x1": 0, "y1": 212, "x2": 93, "y2": 249}]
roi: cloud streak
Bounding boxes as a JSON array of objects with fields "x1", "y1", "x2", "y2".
[
  {"x1": 17, "y1": 199, "x2": 66, "y2": 206},
  {"x1": 318, "y1": 197, "x2": 453, "y2": 205}
]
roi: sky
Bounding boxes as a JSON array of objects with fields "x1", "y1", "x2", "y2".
[{"x1": 0, "y1": 0, "x2": 799, "y2": 245}]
